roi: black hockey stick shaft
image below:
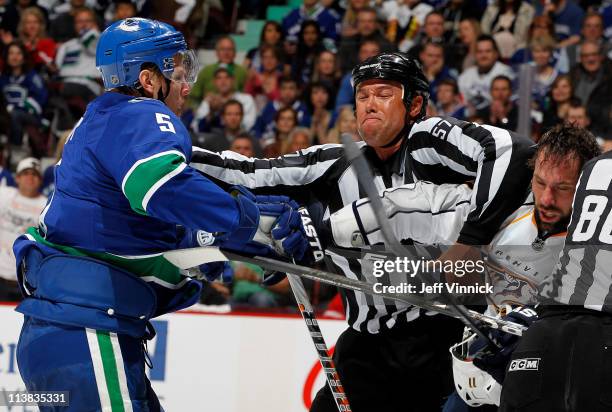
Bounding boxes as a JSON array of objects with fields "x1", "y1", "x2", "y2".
[
  {"x1": 340, "y1": 134, "x2": 501, "y2": 349},
  {"x1": 295, "y1": 207, "x2": 351, "y2": 411},
  {"x1": 162, "y1": 246, "x2": 526, "y2": 336}
]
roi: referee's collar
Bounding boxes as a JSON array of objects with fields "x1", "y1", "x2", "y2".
[{"x1": 363, "y1": 135, "x2": 409, "y2": 182}]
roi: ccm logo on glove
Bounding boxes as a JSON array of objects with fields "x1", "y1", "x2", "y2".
[{"x1": 508, "y1": 358, "x2": 540, "y2": 372}]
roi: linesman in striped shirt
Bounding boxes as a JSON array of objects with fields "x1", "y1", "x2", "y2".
[
  {"x1": 499, "y1": 148, "x2": 612, "y2": 411},
  {"x1": 191, "y1": 52, "x2": 535, "y2": 411}
]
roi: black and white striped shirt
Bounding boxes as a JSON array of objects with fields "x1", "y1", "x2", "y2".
[
  {"x1": 191, "y1": 116, "x2": 535, "y2": 333},
  {"x1": 539, "y1": 151, "x2": 612, "y2": 312}
]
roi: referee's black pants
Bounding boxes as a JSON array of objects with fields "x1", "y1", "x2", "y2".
[
  {"x1": 499, "y1": 306, "x2": 612, "y2": 411},
  {"x1": 310, "y1": 314, "x2": 464, "y2": 412}
]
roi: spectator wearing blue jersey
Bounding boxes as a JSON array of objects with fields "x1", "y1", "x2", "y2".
[
  {"x1": 282, "y1": 0, "x2": 340, "y2": 49},
  {"x1": 419, "y1": 40, "x2": 457, "y2": 105},
  {"x1": 252, "y1": 76, "x2": 310, "y2": 139},
  {"x1": 0, "y1": 41, "x2": 47, "y2": 153},
  {"x1": 543, "y1": 0, "x2": 585, "y2": 48},
  {"x1": 435, "y1": 78, "x2": 468, "y2": 120}
]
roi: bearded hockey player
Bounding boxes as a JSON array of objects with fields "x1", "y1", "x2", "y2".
[{"x1": 12, "y1": 18, "x2": 308, "y2": 411}]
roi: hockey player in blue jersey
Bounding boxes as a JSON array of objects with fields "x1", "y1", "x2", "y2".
[{"x1": 12, "y1": 18, "x2": 309, "y2": 411}]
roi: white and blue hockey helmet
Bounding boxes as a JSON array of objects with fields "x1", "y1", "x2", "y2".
[
  {"x1": 449, "y1": 330, "x2": 502, "y2": 407},
  {"x1": 96, "y1": 18, "x2": 199, "y2": 90}
]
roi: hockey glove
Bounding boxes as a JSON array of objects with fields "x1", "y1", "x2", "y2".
[
  {"x1": 218, "y1": 186, "x2": 310, "y2": 260},
  {"x1": 472, "y1": 306, "x2": 538, "y2": 383},
  {"x1": 200, "y1": 261, "x2": 234, "y2": 283}
]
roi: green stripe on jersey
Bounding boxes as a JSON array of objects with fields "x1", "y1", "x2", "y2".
[
  {"x1": 27, "y1": 227, "x2": 184, "y2": 286},
  {"x1": 96, "y1": 331, "x2": 126, "y2": 412},
  {"x1": 122, "y1": 152, "x2": 186, "y2": 215}
]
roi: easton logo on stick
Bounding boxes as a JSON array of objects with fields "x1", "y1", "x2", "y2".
[{"x1": 298, "y1": 207, "x2": 325, "y2": 262}]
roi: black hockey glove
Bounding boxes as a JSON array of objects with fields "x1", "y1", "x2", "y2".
[{"x1": 472, "y1": 306, "x2": 538, "y2": 383}]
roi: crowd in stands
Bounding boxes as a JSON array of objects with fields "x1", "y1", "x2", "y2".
[{"x1": 0, "y1": 0, "x2": 611, "y2": 312}]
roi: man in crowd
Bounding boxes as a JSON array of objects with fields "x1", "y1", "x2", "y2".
[
  {"x1": 0, "y1": 157, "x2": 47, "y2": 301},
  {"x1": 459, "y1": 34, "x2": 514, "y2": 115},
  {"x1": 570, "y1": 40, "x2": 611, "y2": 138},
  {"x1": 189, "y1": 36, "x2": 248, "y2": 108},
  {"x1": 252, "y1": 76, "x2": 309, "y2": 139},
  {"x1": 191, "y1": 67, "x2": 256, "y2": 133},
  {"x1": 54, "y1": 6, "x2": 102, "y2": 123},
  {"x1": 435, "y1": 78, "x2": 467, "y2": 119},
  {"x1": 419, "y1": 40, "x2": 457, "y2": 105},
  {"x1": 338, "y1": 7, "x2": 396, "y2": 74},
  {"x1": 475, "y1": 75, "x2": 518, "y2": 131},
  {"x1": 194, "y1": 99, "x2": 258, "y2": 155}
]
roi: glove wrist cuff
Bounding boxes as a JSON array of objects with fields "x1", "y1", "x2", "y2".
[{"x1": 232, "y1": 194, "x2": 260, "y2": 243}]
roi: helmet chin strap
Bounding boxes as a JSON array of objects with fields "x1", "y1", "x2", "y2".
[
  {"x1": 381, "y1": 120, "x2": 411, "y2": 148},
  {"x1": 381, "y1": 87, "x2": 413, "y2": 148},
  {"x1": 133, "y1": 76, "x2": 171, "y2": 102},
  {"x1": 155, "y1": 77, "x2": 172, "y2": 103}
]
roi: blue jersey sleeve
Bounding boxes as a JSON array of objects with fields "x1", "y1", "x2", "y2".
[{"x1": 98, "y1": 99, "x2": 242, "y2": 234}]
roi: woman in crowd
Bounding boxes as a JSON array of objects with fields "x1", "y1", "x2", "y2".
[
  {"x1": 480, "y1": 0, "x2": 535, "y2": 59},
  {"x1": 15, "y1": 7, "x2": 55, "y2": 73},
  {"x1": 531, "y1": 35, "x2": 560, "y2": 111},
  {"x1": 283, "y1": 127, "x2": 313, "y2": 154},
  {"x1": 0, "y1": 41, "x2": 48, "y2": 156},
  {"x1": 310, "y1": 50, "x2": 341, "y2": 103},
  {"x1": 306, "y1": 82, "x2": 334, "y2": 145},
  {"x1": 292, "y1": 21, "x2": 326, "y2": 85},
  {"x1": 456, "y1": 18, "x2": 481, "y2": 71},
  {"x1": 540, "y1": 74, "x2": 574, "y2": 133},
  {"x1": 245, "y1": 44, "x2": 284, "y2": 111},
  {"x1": 325, "y1": 105, "x2": 358, "y2": 144},
  {"x1": 261, "y1": 106, "x2": 298, "y2": 157},
  {"x1": 244, "y1": 21, "x2": 285, "y2": 73}
]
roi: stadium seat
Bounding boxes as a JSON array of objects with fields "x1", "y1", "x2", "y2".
[{"x1": 266, "y1": 5, "x2": 292, "y2": 22}]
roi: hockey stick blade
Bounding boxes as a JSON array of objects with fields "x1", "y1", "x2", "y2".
[{"x1": 162, "y1": 246, "x2": 525, "y2": 336}]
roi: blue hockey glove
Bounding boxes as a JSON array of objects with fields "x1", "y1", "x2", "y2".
[
  {"x1": 219, "y1": 186, "x2": 310, "y2": 260},
  {"x1": 472, "y1": 306, "x2": 538, "y2": 383},
  {"x1": 200, "y1": 261, "x2": 234, "y2": 283}
]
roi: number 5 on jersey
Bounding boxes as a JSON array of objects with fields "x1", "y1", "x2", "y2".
[{"x1": 156, "y1": 113, "x2": 176, "y2": 133}]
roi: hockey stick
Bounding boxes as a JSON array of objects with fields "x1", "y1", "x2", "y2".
[
  {"x1": 340, "y1": 134, "x2": 502, "y2": 348},
  {"x1": 286, "y1": 207, "x2": 351, "y2": 412},
  {"x1": 162, "y1": 247, "x2": 526, "y2": 336}
]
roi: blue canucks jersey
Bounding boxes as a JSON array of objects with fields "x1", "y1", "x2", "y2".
[{"x1": 23, "y1": 92, "x2": 243, "y2": 315}]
